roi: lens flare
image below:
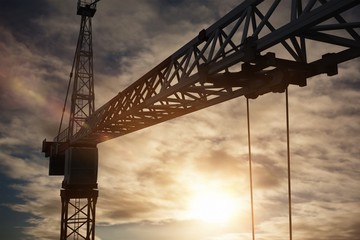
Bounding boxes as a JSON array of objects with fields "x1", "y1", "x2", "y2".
[{"x1": 187, "y1": 191, "x2": 238, "y2": 224}]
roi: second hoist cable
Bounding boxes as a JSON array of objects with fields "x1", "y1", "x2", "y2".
[
  {"x1": 285, "y1": 87, "x2": 293, "y2": 240},
  {"x1": 246, "y1": 98, "x2": 255, "y2": 240}
]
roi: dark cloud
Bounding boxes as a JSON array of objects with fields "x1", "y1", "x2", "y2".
[
  {"x1": 0, "y1": 0, "x2": 51, "y2": 40},
  {"x1": 332, "y1": 77, "x2": 360, "y2": 91},
  {"x1": 137, "y1": 165, "x2": 178, "y2": 188},
  {"x1": 100, "y1": 193, "x2": 159, "y2": 220},
  {"x1": 192, "y1": 149, "x2": 241, "y2": 180},
  {"x1": 293, "y1": 206, "x2": 360, "y2": 240},
  {"x1": 157, "y1": 0, "x2": 214, "y2": 26},
  {"x1": 252, "y1": 160, "x2": 284, "y2": 189}
]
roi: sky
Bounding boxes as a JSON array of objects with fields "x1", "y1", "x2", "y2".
[{"x1": 0, "y1": 0, "x2": 359, "y2": 240}]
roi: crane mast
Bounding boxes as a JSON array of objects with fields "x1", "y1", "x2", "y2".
[
  {"x1": 55, "y1": 1, "x2": 99, "y2": 239},
  {"x1": 42, "y1": 0, "x2": 360, "y2": 239},
  {"x1": 68, "y1": 2, "x2": 96, "y2": 139}
]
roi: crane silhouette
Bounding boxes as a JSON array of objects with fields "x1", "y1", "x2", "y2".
[{"x1": 42, "y1": 0, "x2": 360, "y2": 239}]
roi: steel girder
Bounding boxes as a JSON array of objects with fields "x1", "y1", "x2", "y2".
[{"x1": 70, "y1": 0, "x2": 360, "y2": 144}]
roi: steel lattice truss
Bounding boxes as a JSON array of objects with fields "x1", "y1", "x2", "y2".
[
  {"x1": 68, "y1": 14, "x2": 95, "y2": 140},
  {"x1": 60, "y1": 190, "x2": 97, "y2": 240},
  {"x1": 69, "y1": 0, "x2": 360, "y2": 145}
]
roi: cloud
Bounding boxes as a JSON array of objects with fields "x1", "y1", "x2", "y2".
[
  {"x1": 0, "y1": 22, "x2": 66, "y2": 239},
  {"x1": 0, "y1": 151, "x2": 61, "y2": 239},
  {"x1": 0, "y1": 0, "x2": 359, "y2": 240}
]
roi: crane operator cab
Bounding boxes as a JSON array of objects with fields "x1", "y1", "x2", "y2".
[{"x1": 77, "y1": 0, "x2": 99, "y2": 17}]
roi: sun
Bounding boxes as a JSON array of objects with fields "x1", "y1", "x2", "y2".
[{"x1": 187, "y1": 191, "x2": 238, "y2": 224}]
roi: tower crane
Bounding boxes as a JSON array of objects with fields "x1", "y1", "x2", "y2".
[
  {"x1": 42, "y1": 0, "x2": 360, "y2": 239},
  {"x1": 43, "y1": 1, "x2": 100, "y2": 239}
]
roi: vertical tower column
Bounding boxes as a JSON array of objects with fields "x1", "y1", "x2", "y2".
[
  {"x1": 60, "y1": 145, "x2": 99, "y2": 240},
  {"x1": 60, "y1": 189, "x2": 98, "y2": 240},
  {"x1": 61, "y1": 2, "x2": 99, "y2": 239},
  {"x1": 68, "y1": 13, "x2": 95, "y2": 139}
]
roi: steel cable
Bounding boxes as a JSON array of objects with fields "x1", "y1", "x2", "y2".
[
  {"x1": 285, "y1": 88, "x2": 293, "y2": 240},
  {"x1": 246, "y1": 98, "x2": 255, "y2": 240},
  {"x1": 57, "y1": 33, "x2": 81, "y2": 140}
]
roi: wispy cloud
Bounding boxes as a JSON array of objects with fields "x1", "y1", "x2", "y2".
[{"x1": 0, "y1": 1, "x2": 359, "y2": 240}]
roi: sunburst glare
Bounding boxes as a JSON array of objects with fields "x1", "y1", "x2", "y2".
[{"x1": 186, "y1": 190, "x2": 240, "y2": 224}]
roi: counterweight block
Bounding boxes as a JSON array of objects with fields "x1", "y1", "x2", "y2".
[{"x1": 42, "y1": 139, "x2": 65, "y2": 176}]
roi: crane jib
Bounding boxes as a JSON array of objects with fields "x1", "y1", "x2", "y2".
[{"x1": 71, "y1": 0, "x2": 360, "y2": 145}]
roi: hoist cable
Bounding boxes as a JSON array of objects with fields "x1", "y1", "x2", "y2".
[
  {"x1": 57, "y1": 64, "x2": 75, "y2": 141},
  {"x1": 57, "y1": 71, "x2": 73, "y2": 140},
  {"x1": 57, "y1": 34, "x2": 81, "y2": 141},
  {"x1": 246, "y1": 98, "x2": 255, "y2": 240},
  {"x1": 285, "y1": 87, "x2": 293, "y2": 240}
]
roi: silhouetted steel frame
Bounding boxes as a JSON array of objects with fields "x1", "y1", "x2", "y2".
[
  {"x1": 60, "y1": 189, "x2": 98, "y2": 240},
  {"x1": 64, "y1": 0, "x2": 360, "y2": 145},
  {"x1": 59, "y1": 1, "x2": 98, "y2": 240},
  {"x1": 68, "y1": 14, "x2": 95, "y2": 140}
]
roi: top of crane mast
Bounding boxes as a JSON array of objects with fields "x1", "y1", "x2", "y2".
[{"x1": 77, "y1": 0, "x2": 100, "y2": 17}]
